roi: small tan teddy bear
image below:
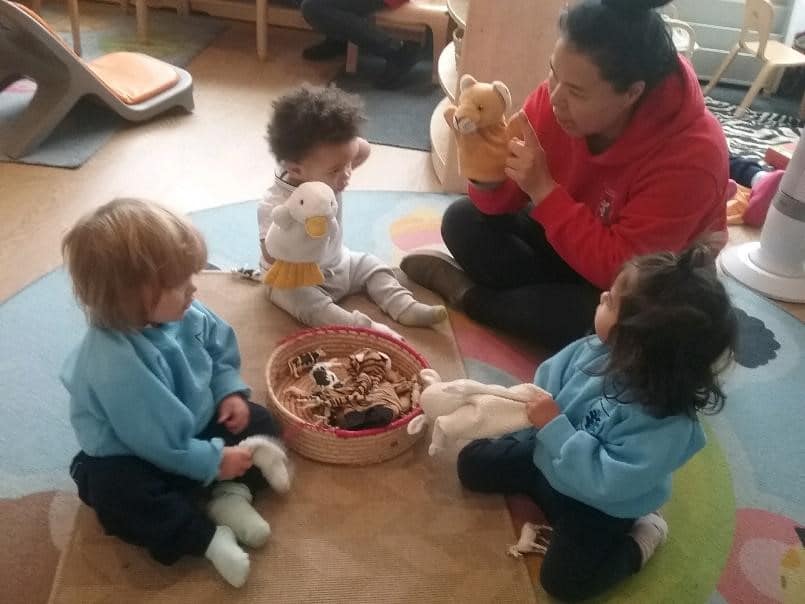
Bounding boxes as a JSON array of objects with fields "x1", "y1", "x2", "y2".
[{"x1": 444, "y1": 74, "x2": 513, "y2": 184}]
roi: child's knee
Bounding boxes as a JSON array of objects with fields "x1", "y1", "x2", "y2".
[
  {"x1": 456, "y1": 439, "x2": 492, "y2": 489},
  {"x1": 245, "y1": 403, "x2": 283, "y2": 438},
  {"x1": 539, "y1": 560, "x2": 593, "y2": 602}
]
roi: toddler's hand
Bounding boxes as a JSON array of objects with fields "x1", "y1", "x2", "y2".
[
  {"x1": 218, "y1": 446, "x2": 253, "y2": 480},
  {"x1": 218, "y1": 394, "x2": 251, "y2": 434},
  {"x1": 526, "y1": 392, "x2": 560, "y2": 428}
]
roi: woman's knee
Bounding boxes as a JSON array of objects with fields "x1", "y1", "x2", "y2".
[{"x1": 440, "y1": 198, "x2": 482, "y2": 252}]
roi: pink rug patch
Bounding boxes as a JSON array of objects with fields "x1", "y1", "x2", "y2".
[
  {"x1": 718, "y1": 508, "x2": 801, "y2": 604},
  {"x1": 450, "y1": 311, "x2": 545, "y2": 383}
]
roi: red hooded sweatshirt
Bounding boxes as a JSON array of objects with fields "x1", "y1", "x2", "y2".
[{"x1": 468, "y1": 57, "x2": 729, "y2": 290}]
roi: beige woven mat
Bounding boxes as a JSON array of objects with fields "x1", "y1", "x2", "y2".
[{"x1": 48, "y1": 271, "x2": 537, "y2": 604}]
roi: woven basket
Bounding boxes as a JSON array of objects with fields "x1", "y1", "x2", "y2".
[{"x1": 265, "y1": 326, "x2": 428, "y2": 464}]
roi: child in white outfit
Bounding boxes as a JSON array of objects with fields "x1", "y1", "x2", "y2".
[{"x1": 258, "y1": 85, "x2": 446, "y2": 333}]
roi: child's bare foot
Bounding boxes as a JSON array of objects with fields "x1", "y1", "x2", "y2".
[{"x1": 369, "y1": 320, "x2": 404, "y2": 341}]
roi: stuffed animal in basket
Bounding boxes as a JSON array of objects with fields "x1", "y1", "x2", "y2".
[
  {"x1": 263, "y1": 181, "x2": 339, "y2": 289},
  {"x1": 444, "y1": 74, "x2": 513, "y2": 184},
  {"x1": 407, "y1": 368, "x2": 548, "y2": 456}
]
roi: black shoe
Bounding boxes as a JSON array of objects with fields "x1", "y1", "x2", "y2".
[
  {"x1": 374, "y1": 41, "x2": 421, "y2": 89},
  {"x1": 399, "y1": 250, "x2": 475, "y2": 309},
  {"x1": 302, "y1": 38, "x2": 347, "y2": 61}
]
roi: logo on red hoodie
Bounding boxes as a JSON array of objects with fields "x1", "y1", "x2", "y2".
[{"x1": 597, "y1": 188, "x2": 616, "y2": 225}]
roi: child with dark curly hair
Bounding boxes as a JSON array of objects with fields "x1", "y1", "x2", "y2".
[
  {"x1": 258, "y1": 84, "x2": 445, "y2": 338},
  {"x1": 456, "y1": 242, "x2": 738, "y2": 601}
]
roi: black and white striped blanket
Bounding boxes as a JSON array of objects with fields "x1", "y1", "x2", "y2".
[{"x1": 705, "y1": 97, "x2": 802, "y2": 166}]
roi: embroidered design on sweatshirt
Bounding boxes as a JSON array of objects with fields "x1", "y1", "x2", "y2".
[
  {"x1": 584, "y1": 408, "x2": 602, "y2": 432},
  {"x1": 597, "y1": 188, "x2": 616, "y2": 225},
  {"x1": 582, "y1": 398, "x2": 614, "y2": 435}
]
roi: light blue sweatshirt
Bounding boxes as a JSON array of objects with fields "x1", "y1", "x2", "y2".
[
  {"x1": 527, "y1": 335, "x2": 706, "y2": 519},
  {"x1": 61, "y1": 301, "x2": 250, "y2": 485}
]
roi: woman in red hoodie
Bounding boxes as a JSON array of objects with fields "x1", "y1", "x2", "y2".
[
  {"x1": 402, "y1": 0, "x2": 729, "y2": 350},
  {"x1": 300, "y1": 0, "x2": 420, "y2": 89}
]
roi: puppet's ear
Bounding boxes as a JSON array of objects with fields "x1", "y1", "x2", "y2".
[
  {"x1": 459, "y1": 74, "x2": 477, "y2": 93},
  {"x1": 492, "y1": 81, "x2": 512, "y2": 112}
]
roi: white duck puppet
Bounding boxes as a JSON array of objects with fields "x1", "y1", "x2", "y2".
[{"x1": 263, "y1": 181, "x2": 339, "y2": 289}]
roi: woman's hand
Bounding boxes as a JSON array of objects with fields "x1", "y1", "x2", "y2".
[
  {"x1": 526, "y1": 391, "x2": 561, "y2": 428},
  {"x1": 218, "y1": 394, "x2": 251, "y2": 434},
  {"x1": 504, "y1": 111, "x2": 557, "y2": 205},
  {"x1": 218, "y1": 446, "x2": 253, "y2": 480}
]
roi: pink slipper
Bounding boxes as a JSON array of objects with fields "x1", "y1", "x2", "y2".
[{"x1": 743, "y1": 170, "x2": 784, "y2": 227}]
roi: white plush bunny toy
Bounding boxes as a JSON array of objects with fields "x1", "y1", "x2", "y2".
[
  {"x1": 263, "y1": 181, "x2": 339, "y2": 289},
  {"x1": 408, "y1": 368, "x2": 549, "y2": 456}
]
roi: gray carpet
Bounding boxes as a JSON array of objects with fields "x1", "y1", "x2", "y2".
[
  {"x1": 0, "y1": 4, "x2": 226, "y2": 169},
  {"x1": 333, "y1": 55, "x2": 442, "y2": 152}
]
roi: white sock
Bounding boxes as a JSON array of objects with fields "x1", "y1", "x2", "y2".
[
  {"x1": 751, "y1": 170, "x2": 770, "y2": 188},
  {"x1": 239, "y1": 435, "x2": 292, "y2": 494},
  {"x1": 397, "y1": 302, "x2": 448, "y2": 327},
  {"x1": 207, "y1": 481, "x2": 271, "y2": 548},
  {"x1": 629, "y1": 512, "x2": 668, "y2": 568},
  {"x1": 205, "y1": 525, "x2": 250, "y2": 587}
]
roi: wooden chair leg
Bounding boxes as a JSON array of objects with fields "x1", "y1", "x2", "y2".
[
  {"x1": 799, "y1": 88, "x2": 805, "y2": 120},
  {"x1": 736, "y1": 62, "x2": 777, "y2": 117},
  {"x1": 256, "y1": 0, "x2": 267, "y2": 60},
  {"x1": 66, "y1": 0, "x2": 81, "y2": 55},
  {"x1": 702, "y1": 44, "x2": 740, "y2": 96},
  {"x1": 346, "y1": 42, "x2": 359, "y2": 74},
  {"x1": 135, "y1": 0, "x2": 148, "y2": 41}
]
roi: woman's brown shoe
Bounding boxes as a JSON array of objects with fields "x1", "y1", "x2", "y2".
[{"x1": 399, "y1": 250, "x2": 475, "y2": 309}]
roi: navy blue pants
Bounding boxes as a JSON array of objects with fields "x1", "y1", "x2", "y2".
[
  {"x1": 442, "y1": 198, "x2": 601, "y2": 351},
  {"x1": 729, "y1": 153, "x2": 767, "y2": 188},
  {"x1": 70, "y1": 401, "x2": 282, "y2": 565},
  {"x1": 457, "y1": 435, "x2": 641, "y2": 602}
]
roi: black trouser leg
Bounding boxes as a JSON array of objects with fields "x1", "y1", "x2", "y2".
[
  {"x1": 441, "y1": 198, "x2": 600, "y2": 350},
  {"x1": 729, "y1": 153, "x2": 766, "y2": 188},
  {"x1": 70, "y1": 452, "x2": 215, "y2": 565},
  {"x1": 457, "y1": 436, "x2": 642, "y2": 601},
  {"x1": 198, "y1": 400, "x2": 283, "y2": 493},
  {"x1": 301, "y1": 0, "x2": 397, "y2": 56}
]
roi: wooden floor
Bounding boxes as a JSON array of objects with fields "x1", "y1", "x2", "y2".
[{"x1": 0, "y1": 16, "x2": 802, "y2": 323}]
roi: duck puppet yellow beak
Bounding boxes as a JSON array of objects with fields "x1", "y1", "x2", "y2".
[{"x1": 305, "y1": 216, "x2": 329, "y2": 238}]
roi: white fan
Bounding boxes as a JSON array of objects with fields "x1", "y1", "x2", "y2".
[{"x1": 721, "y1": 134, "x2": 805, "y2": 303}]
